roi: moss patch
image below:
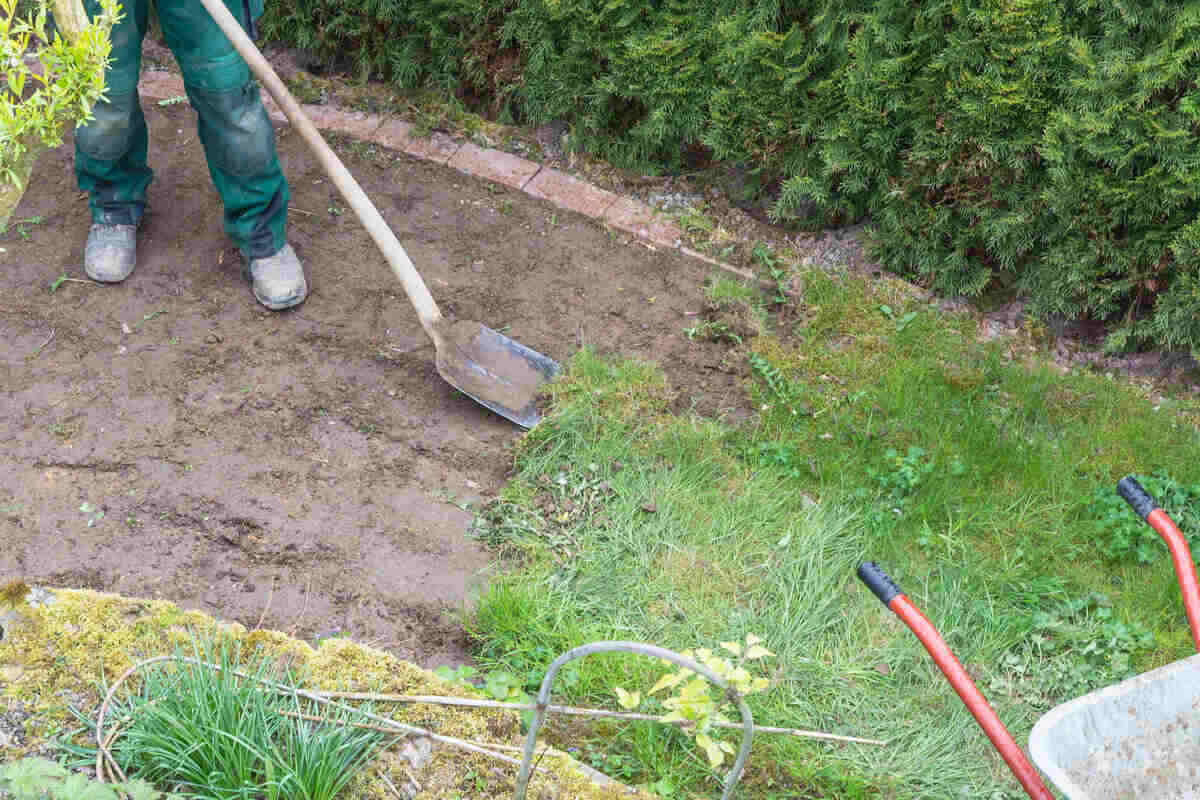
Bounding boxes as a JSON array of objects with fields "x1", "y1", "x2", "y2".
[{"x1": 0, "y1": 586, "x2": 649, "y2": 800}]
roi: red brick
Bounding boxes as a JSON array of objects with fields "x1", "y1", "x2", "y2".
[
  {"x1": 523, "y1": 168, "x2": 620, "y2": 218},
  {"x1": 603, "y1": 196, "x2": 683, "y2": 247},
  {"x1": 371, "y1": 120, "x2": 461, "y2": 163},
  {"x1": 403, "y1": 131, "x2": 461, "y2": 164},
  {"x1": 304, "y1": 107, "x2": 383, "y2": 139},
  {"x1": 447, "y1": 143, "x2": 540, "y2": 190},
  {"x1": 373, "y1": 119, "x2": 415, "y2": 151}
]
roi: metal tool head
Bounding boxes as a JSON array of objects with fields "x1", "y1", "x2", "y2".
[{"x1": 434, "y1": 320, "x2": 560, "y2": 429}]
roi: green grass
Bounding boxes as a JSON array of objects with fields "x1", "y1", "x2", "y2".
[
  {"x1": 466, "y1": 269, "x2": 1200, "y2": 799},
  {"x1": 63, "y1": 638, "x2": 393, "y2": 800}
]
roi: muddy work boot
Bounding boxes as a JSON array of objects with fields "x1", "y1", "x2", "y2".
[
  {"x1": 246, "y1": 243, "x2": 308, "y2": 310},
  {"x1": 84, "y1": 223, "x2": 138, "y2": 283}
]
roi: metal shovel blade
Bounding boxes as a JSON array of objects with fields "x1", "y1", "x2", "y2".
[{"x1": 434, "y1": 320, "x2": 560, "y2": 429}]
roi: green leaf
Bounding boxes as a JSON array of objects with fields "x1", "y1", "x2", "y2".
[
  {"x1": 118, "y1": 779, "x2": 165, "y2": 800},
  {"x1": 1, "y1": 757, "x2": 68, "y2": 797},
  {"x1": 614, "y1": 686, "x2": 641, "y2": 710},
  {"x1": 647, "y1": 671, "x2": 687, "y2": 696},
  {"x1": 59, "y1": 772, "x2": 122, "y2": 800},
  {"x1": 695, "y1": 733, "x2": 725, "y2": 768}
]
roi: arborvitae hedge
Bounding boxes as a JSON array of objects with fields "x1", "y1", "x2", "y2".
[{"x1": 262, "y1": 0, "x2": 1200, "y2": 355}]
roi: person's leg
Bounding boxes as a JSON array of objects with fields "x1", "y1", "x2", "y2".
[
  {"x1": 157, "y1": 0, "x2": 305, "y2": 309},
  {"x1": 74, "y1": 0, "x2": 151, "y2": 282}
]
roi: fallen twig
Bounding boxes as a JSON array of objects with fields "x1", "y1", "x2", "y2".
[
  {"x1": 31, "y1": 329, "x2": 55, "y2": 358},
  {"x1": 378, "y1": 772, "x2": 404, "y2": 799},
  {"x1": 278, "y1": 709, "x2": 548, "y2": 772},
  {"x1": 313, "y1": 691, "x2": 888, "y2": 746}
]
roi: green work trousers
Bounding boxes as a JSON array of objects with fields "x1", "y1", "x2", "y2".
[{"x1": 74, "y1": 0, "x2": 288, "y2": 259}]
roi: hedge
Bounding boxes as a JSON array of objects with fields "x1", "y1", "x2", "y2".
[{"x1": 261, "y1": 0, "x2": 1200, "y2": 355}]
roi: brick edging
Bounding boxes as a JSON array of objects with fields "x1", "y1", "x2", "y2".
[{"x1": 136, "y1": 69, "x2": 759, "y2": 285}]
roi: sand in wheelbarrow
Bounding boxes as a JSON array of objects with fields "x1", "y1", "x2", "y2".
[{"x1": 1066, "y1": 711, "x2": 1200, "y2": 799}]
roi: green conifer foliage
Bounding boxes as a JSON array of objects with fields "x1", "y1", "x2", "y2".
[{"x1": 262, "y1": 0, "x2": 1200, "y2": 353}]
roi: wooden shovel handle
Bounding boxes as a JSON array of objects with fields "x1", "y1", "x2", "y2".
[{"x1": 196, "y1": 0, "x2": 445, "y2": 342}]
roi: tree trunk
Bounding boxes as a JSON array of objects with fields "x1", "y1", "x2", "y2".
[
  {"x1": 0, "y1": 145, "x2": 39, "y2": 232},
  {"x1": 50, "y1": 0, "x2": 89, "y2": 41}
]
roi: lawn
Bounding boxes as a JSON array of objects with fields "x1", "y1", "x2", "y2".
[{"x1": 463, "y1": 263, "x2": 1200, "y2": 799}]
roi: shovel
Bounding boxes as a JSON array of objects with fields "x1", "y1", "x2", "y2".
[{"x1": 198, "y1": 0, "x2": 559, "y2": 428}]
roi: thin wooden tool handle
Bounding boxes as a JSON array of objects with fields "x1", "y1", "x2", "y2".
[{"x1": 196, "y1": 0, "x2": 445, "y2": 341}]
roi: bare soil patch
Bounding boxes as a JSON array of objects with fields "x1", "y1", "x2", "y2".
[{"x1": 0, "y1": 99, "x2": 749, "y2": 667}]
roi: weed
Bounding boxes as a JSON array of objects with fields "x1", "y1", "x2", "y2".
[
  {"x1": 0, "y1": 757, "x2": 176, "y2": 800},
  {"x1": 135, "y1": 310, "x2": 167, "y2": 329},
  {"x1": 156, "y1": 95, "x2": 186, "y2": 106},
  {"x1": 2, "y1": 215, "x2": 43, "y2": 239},
  {"x1": 434, "y1": 663, "x2": 534, "y2": 727},
  {"x1": 879, "y1": 304, "x2": 919, "y2": 332},
  {"x1": 1086, "y1": 471, "x2": 1200, "y2": 564},
  {"x1": 677, "y1": 208, "x2": 715, "y2": 237},
  {"x1": 432, "y1": 663, "x2": 479, "y2": 684},
  {"x1": 78, "y1": 501, "x2": 104, "y2": 528},
  {"x1": 751, "y1": 242, "x2": 789, "y2": 305},
  {"x1": 869, "y1": 446, "x2": 935, "y2": 506},
  {"x1": 748, "y1": 352, "x2": 808, "y2": 418},
  {"x1": 991, "y1": 592, "x2": 1156, "y2": 709},
  {"x1": 684, "y1": 320, "x2": 741, "y2": 345},
  {"x1": 753, "y1": 440, "x2": 811, "y2": 479}
]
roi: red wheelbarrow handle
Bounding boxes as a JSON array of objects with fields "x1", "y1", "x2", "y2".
[
  {"x1": 858, "y1": 563, "x2": 1055, "y2": 800},
  {"x1": 1117, "y1": 476, "x2": 1200, "y2": 652}
]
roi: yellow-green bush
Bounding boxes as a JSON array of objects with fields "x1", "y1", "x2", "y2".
[{"x1": 0, "y1": 0, "x2": 117, "y2": 228}]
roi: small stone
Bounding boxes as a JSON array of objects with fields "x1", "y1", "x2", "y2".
[
  {"x1": 400, "y1": 736, "x2": 433, "y2": 771},
  {"x1": 640, "y1": 502, "x2": 657, "y2": 513},
  {"x1": 0, "y1": 664, "x2": 24, "y2": 682},
  {"x1": 205, "y1": 333, "x2": 222, "y2": 344},
  {"x1": 875, "y1": 663, "x2": 891, "y2": 676}
]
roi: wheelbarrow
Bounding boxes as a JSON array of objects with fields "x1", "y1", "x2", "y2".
[{"x1": 858, "y1": 476, "x2": 1200, "y2": 799}]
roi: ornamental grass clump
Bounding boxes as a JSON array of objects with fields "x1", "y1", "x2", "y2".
[{"x1": 0, "y1": 0, "x2": 118, "y2": 229}]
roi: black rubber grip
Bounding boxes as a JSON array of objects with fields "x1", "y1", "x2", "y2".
[
  {"x1": 1117, "y1": 476, "x2": 1158, "y2": 520},
  {"x1": 857, "y1": 562, "x2": 902, "y2": 606}
]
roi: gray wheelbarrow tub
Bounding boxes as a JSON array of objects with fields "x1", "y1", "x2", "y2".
[{"x1": 1029, "y1": 652, "x2": 1200, "y2": 799}]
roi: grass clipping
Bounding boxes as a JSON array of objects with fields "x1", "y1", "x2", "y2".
[{"x1": 0, "y1": 582, "x2": 648, "y2": 800}]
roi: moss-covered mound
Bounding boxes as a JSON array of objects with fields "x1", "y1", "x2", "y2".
[{"x1": 0, "y1": 581, "x2": 645, "y2": 800}]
